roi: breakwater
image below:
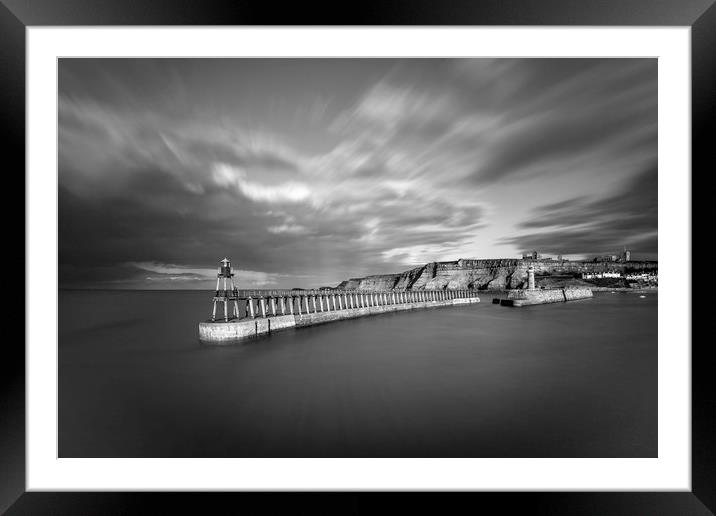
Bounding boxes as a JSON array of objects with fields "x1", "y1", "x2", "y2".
[
  {"x1": 199, "y1": 289, "x2": 480, "y2": 345},
  {"x1": 498, "y1": 287, "x2": 593, "y2": 307}
]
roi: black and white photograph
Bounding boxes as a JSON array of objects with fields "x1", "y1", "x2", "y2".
[
  {"x1": 2, "y1": 0, "x2": 711, "y2": 509},
  {"x1": 58, "y1": 57, "x2": 659, "y2": 459}
]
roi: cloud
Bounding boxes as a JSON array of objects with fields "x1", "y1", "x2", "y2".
[
  {"x1": 58, "y1": 58, "x2": 657, "y2": 288},
  {"x1": 464, "y1": 60, "x2": 657, "y2": 184},
  {"x1": 350, "y1": 81, "x2": 457, "y2": 130},
  {"x1": 211, "y1": 163, "x2": 312, "y2": 204},
  {"x1": 130, "y1": 261, "x2": 286, "y2": 288},
  {"x1": 267, "y1": 224, "x2": 308, "y2": 235},
  {"x1": 502, "y1": 162, "x2": 657, "y2": 257}
]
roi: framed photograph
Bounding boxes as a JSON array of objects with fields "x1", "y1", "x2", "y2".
[{"x1": 5, "y1": 0, "x2": 711, "y2": 513}]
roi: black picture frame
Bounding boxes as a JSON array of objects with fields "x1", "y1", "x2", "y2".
[{"x1": 3, "y1": 0, "x2": 711, "y2": 513}]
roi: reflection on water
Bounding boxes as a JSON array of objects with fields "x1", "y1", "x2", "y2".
[{"x1": 59, "y1": 290, "x2": 657, "y2": 457}]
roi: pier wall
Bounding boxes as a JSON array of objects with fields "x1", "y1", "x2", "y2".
[
  {"x1": 199, "y1": 294, "x2": 480, "y2": 345},
  {"x1": 500, "y1": 287, "x2": 593, "y2": 307}
]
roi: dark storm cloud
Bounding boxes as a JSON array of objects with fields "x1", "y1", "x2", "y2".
[
  {"x1": 502, "y1": 163, "x2": 657, "y2": 257},
  {"x1": 468, "y1": 59, "x2": 657, "y2": 183},
  {"x1": 501, "y1": 229, "x2": 658, "y2": 259}
]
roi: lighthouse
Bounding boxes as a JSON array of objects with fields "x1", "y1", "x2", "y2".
[
  {"x1": 527, "y1": 265, "x2": 536, "y2": 290},
  {"x1": 211, "y1": 257, "x2": 240, "y2": 322}
]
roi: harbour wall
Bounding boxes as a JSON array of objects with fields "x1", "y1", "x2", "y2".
[
  {"x1": 499, "y1": 287, "x2": 593, "y2": 307},
  {"x1": 199, "y1": 295, "x2": 480, "y2": 345}
]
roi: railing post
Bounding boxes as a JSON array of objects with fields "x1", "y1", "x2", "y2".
[
  {"x1": 248, "y1": 297, "x2": 255, "y2": 318},
  {"x1": 271, "y1": 297, "x2": 277, "y2": 316},
  {"x1": 260, "y1": 297, "x2": 267, "y2": 318}
]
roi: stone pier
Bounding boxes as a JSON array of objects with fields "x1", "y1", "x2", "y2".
[
  {"x1": 199, "y1": 289, "x2": 481, "y2": 345},
  {"x1": 499, "y1": 287, "x2": 593, "y2": 307}
]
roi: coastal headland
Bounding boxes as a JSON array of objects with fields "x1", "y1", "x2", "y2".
[{"x1": 336, "y1": 258, "x2": 657, "y2": 291}]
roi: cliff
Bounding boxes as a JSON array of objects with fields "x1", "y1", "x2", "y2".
[{"x1": 335, "y1": 259, "x2": 658, "y2": 291}]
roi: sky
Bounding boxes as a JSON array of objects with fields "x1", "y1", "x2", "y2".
[{"x1": 58, "y1": 58, "x2": 657, "y2": 289}]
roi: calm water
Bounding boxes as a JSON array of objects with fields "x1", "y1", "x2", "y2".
[{"x1": 59, "y1": 290, "x2": 657, "y2": 457}]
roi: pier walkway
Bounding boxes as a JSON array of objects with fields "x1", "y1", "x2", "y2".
[
  {"x1": 199, "y1": 258, "x2": 480, "y2": 344},
  {"x1": 200, "y1": 288, "x2": 480, "y2": 344}
]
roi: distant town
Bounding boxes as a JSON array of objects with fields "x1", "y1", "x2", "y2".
[
  {"x1": 520, "y1": 248, "x2": 637, "y2": 263},
  {"x1": 515, "y1": 248, "x2": 657, "y2": 289}
]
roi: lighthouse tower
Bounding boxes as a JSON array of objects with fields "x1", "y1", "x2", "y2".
[
  {"x1": 211, "y1": 257, "x2": 240, "y2": 322},
  {"x1": 527, "y1": 265, "x2": 536, "y2": 290}
]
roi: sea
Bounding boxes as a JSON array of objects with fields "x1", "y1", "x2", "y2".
[{"x1": 59, "y1": 290, "x2": 657, "y2": 458}]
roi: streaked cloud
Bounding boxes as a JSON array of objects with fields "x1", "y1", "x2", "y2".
[{"x1": 58, "y1": 58, "x2": 657, "y2": 288}]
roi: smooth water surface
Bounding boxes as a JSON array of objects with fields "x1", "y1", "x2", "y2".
[{"x1": 59, "y1": 290, "x2": 657, "y2": 457}]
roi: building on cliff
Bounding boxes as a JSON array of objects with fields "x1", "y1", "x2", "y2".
[{"x1": 522, "y1": 251, "x2": 542, "y2": 260}]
